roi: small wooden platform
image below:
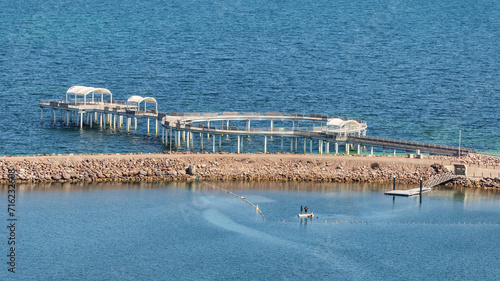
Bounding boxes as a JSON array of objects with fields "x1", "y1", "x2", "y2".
[
  {"x1": 385, "y1": 172, "x2": 457, "y2": 197},
  {"x1": 384, "y1": 187, "x2": 431, "y2": 197}
]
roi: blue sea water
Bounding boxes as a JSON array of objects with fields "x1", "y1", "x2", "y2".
[
  {"x1": 1, "y1": 181, "x2": 500, "y2": 280},
  {"x1": 1, "y1": 2, "x2": 500, "y2": 279},
  {"x1": 0, "y1": 0, "x2": 499, "y2": 155}
]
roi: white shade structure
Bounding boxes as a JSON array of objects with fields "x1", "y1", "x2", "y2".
[
  {"x1": 326, "y1": 118, "x2": 344, "y2": 127},
  {"x1": 325, "y1": 118, "x2": 363, "y2": 135},
  {"x1": 326, "y1": 118, "x2": 360, "y2": 129},
  {"x1": 126, "y1": 95, "x2": 157, "y2": 112},
  {"x1": 66, "y1": 86, "x2": 112, "y2": 105}
]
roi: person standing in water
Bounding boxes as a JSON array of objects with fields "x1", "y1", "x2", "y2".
[
  {"x1": 300, "y1": 205, "x2": 303, "y2": 214},
  {"x1": 304, "y1": 206, "x2": 308, "y2": 213}
]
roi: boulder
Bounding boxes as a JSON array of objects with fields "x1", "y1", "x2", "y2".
[{"x1": 186, "y1": 165, "x2": 196, "y2": 175}]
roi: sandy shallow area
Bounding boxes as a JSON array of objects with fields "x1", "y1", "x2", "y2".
[{"x1": 1, "y1": 152, "x2": 499, "y2": 189}]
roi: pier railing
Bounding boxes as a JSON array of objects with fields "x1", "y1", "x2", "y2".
[
  {"x1": 348, "y1": 135, "x2": 475, "y2": 154},
  {"x1": 170, "y1": 123, "x2": 362, "y2": 139},
  {"x1": 423, "y1": 172, "x2": 457, "y2": 189},
  {"x1": 163, "y1": 111, "x2": 366, "y2": 124}
]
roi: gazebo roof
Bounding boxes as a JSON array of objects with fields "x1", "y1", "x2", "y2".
[
  {"x1": 327, "y1": 118, "x2": 360, "y2": 128},
  {"x1": 127, "y1": 95, "x2": 157, "y2": 104},
  {"x1": 66, "y1": 86, "x2": 112, "y2": 95}
]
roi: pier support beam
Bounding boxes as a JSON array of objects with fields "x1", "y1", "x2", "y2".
[
  {"x1": 319, "y1": 140, "x2": 322, "y2": 155},
  {"x1": 310, "y1": 139, "x2": 313, "y2": 154},
  {"x1": 371, "y1": 146, "x2": 374, "y2": 156},
  {"x1": 237, "y1": 135, "x2": 241, "y2": 154},
  {"x1": 270, "y1": 120, "x2": 273, "y2": 140},
  {"x1": 134, "y1": 118, "x2": 137, "y2": 134},
  {"x1": 190, "y1": 132, "x2": 194, "y2": 151},
  {"x1": 219, "y1": 135, "x2": 222, "y2": 152},
  {"x1": 207, "y1": 122, "x2": 210, "y2": 139},
  {"x1": 127, "y1": 117, "x2": 130, "y2": 132},
  {"x1": 169, "y1": 128, "x2": 172, "y2": 151},
  {"x1": 358, "y1": 144, "x2": 361, "y2": 155},
  {"x1": 393, "y1": 149, "x2": 396, "y2": 156},
  {"x1": 295, "y1": 138, "x2": 298, "y2": 153},
  {"x1": 200, "y1": 133, "x2": 203, "y2": 151},
  {"x1": 281, "y1": 136, "x2": 283, "y2": 153},
  {"x1": 326, "y1": 142, "x2": 330, "y2": 154},
  {"x1": 155, "y1": 119, "x2": 158, "y2": 135},
  {"x1": 212, "y1": 134, "x2": 215, "y2": 153},
  {"x1": 80, "y1": 112, "x2": 83, "y2": 129},
  {"x1": 345, "y1": 143, "x2": 350, "y2": 155},
  {"x1": 303, "y1": 138, "x2": 306, "y2": 154},
  {"x1": 290, "y1": 137, "x2": 293, "y2": 153},
  {"x1": 335, "y1": 143, "x2": 338, "y2": 154},
  {"x1": 147, "y1": 118, "x2": 150, "y2": 134},
  {"x1": 264, "y1": 136, "x2": 267, "y2": 154}
]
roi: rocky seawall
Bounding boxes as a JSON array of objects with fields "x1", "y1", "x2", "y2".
[{"x1": 0, "y1": 153, "x2": 499, "y2": 189}]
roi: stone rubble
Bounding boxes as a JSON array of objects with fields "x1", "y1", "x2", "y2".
[{"x1": 0, "y1": 153, "x2": 499, "y2": 189}]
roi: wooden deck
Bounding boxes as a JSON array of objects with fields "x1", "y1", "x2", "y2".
[{"x1": 385, "y1": 187, "x2": 432, "y2": 197}]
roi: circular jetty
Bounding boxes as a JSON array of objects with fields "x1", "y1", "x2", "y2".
[{"x1": 39, "y1": 85, "x2": 474, "y2": 156}]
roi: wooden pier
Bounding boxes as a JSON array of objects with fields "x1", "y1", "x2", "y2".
[
  {"x1": 40, "y1": 86, "x2": 476, "y2": 157},
  {"x1": 385, "y1": 172, "x2": 458, "y2": 197},
  {"x1": 40, "y1": 86, "x2": 160, "y2": 134}
]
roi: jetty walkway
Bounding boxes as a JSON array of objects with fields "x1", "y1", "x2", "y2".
[{"x1": 40, "y1": 86, "x2": 475, "y2": 156}]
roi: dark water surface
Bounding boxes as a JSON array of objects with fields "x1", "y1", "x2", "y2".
[
  {"x1": 0, "y1": 0, "x2": 499, "y2": 155},
  {"x1": 1, "y1": 181, "x2": 499, "y2": 280}
]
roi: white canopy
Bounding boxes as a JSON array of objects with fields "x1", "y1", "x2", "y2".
[
  {"x1": 126, "y1": 95, "x2": 157, "y2": 111},
  {"x1": 327, "y1": 118, "x2": 360, "y2": 128},
  {"x1": 65, "y1": 86, "x2": 112, "y2": 105},
  {"x1": 327, "y1": 118, "x2": 344, "y2": 127}
]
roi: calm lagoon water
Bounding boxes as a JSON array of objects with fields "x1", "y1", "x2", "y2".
[
  {"x1": 0, "y1": 0, "x2": 499, "y2": 156},
  {"x1": 1, "y1": 181, "x2": 500, "y2": 280}
]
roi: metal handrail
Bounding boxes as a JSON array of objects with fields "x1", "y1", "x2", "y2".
[
  {"x1": 164, "y1": 111, "x2": 366, "y2": 124},
  {"x1": 348, "y1": 135, "x2": 475, "y2": 152}
]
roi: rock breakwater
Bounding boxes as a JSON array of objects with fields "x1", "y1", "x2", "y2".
[{"x1": 0, "y1": 153, "x2": 499, "y2": 189}]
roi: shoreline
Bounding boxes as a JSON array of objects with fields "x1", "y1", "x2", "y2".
[{"x1": 1, "y1": 152, "x2": 499, "y2": 189}]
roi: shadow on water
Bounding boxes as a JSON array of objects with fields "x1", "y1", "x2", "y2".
[{"x1": 1, "y1": 180, "x2": 499, "y2": 203}]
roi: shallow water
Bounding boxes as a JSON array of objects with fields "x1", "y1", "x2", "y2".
[
  {"x1": 0, "y1": 0, "x2": 499, "y2": 156},
  {"x1": 1, "y1": 181, "x2": 499, "y2": 280}
]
